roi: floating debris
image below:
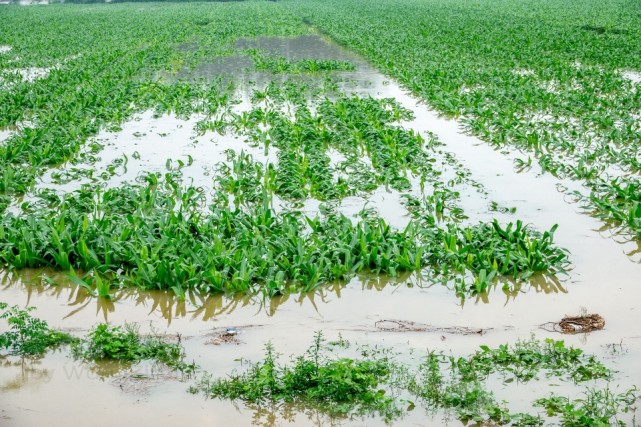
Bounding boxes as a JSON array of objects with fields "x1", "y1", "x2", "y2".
[
  {"x1": 541, "y1": 314, "x2": 605, "y2": 334},
  {"x1": 206, "y1": 328, "x2": 242, "y2": 345},
  {"x1": 374, "y1": 319, "x2": 492, "y2": 335}
]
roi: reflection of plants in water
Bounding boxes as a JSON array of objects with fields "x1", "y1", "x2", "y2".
[
  {"x1": 0, "y1": 266, "x2": 568, "y2": 326},
  {"x1": 246, "y1": 401, "x2": 353, "y2": 427},
  {"x1": 0, "y1": 356, "x2": 52, "y2": 392}
]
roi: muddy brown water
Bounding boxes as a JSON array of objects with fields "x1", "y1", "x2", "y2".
[{"x1": 2, "y1": 33, "x2": 641, "y2": 426}]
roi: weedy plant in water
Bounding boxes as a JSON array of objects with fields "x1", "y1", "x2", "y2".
[
  {"x1": 191, "y1": 332, "x2": 402, "y2": 420},
  {"x1": 72, "y1": 323, "x2": 195, "y2": 373},
  {"x1": 193, "y1": 334, "x2": 639, "y2": 425},
  {"x1": 535, "y1": 387, "x2": 640, "y2": 427},
  {"x1": 0, "y1": 302, "x2": 76, "y2": 356}
]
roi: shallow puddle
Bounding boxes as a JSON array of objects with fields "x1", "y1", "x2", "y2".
[
  {"x1": 235, "y1": 34, "x2": 364, "y2": 64},
  {"x1": 32, "y1": 110, "x2": 276, "y2": 196},
  {"x1": 176, "y1": 54, "x2": 254, "y2": 81},
  {"x1": 2, "y1": 33, "x2": 641, "y2": 426}
]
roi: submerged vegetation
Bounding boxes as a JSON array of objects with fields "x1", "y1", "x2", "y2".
[
  {"x1": 193, "y1": 333, "x2": 638, "y2": 425},
  {"x1": 194, "y1": 333, "x2": 399, "y2": 420},
  {"x1": 1, "y1": 0, "x2": 641, "y2": 424},
  {"x1": 0, "y1": 1, "x2": 570, "y2": 299},
  {"x1": 287, "y1": 0, "x2": 641, "y2": 237},
  {"x1": 0, "y1": 86, "x2": 569, "y2": 297},
  {"x1": 0, "y1": 175, "x2": 568, "y2": 296},
  {"x1": 0, "y1": 302, "x2": 192, "y2": 372},
  {"x1": 1, "y1": 303, "x2": 638, "y2": 425}
]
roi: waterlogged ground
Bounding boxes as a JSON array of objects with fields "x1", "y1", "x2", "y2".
[{"x1": 1, "y1": 2, "x2": 641, "y2": 426}]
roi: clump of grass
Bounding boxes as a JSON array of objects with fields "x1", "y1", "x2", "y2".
[
  {"x1": 192, "y1": 334, "x2": 629, "y2": 424},
  {"x1": 0, "y1": 302, "x2": 77, "y2": 356},
  {"x1": 192, "y1": 332, "x2": 401, "y2": 420},
  {"x1": 535, "y1": 387, "x2": 639, "y2": 427},
  {"x1": 456, "y1": 337, "x2": 611, "y2": 383},
  {"x1": 402, "y1": 338, "x2": 614, "y2": 424},
  {"x1": 71, "y1": 323, "x2": 191, "y2": 372}
]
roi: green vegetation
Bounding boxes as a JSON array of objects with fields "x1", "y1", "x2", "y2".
[
  {"x1": 252, "y1": 55, "x2": 356, "y2": 74},
  {"x1": 72, "y1": 323, "x2": 180, "y2": 363},
  {"x1": 0, "y1": 2, "x2": 305, "y2": 196},
  {"x1": 193, "y1": 333, "x2": 400, "y2": 419},
  {"x1": 194, "y1": 334, "x2": 638, "y2": 425},
  {"x1": 1, "y1": 304, "x2": 638, "y2": 424},
  {"x1": 1, "y1": 1, "x2": 640, "y2": 424},
  {"x1": 0, "y1": 302, "x2": 191, "y2": 371},
  {"x1": 71, "y1": 323, "x2": 195, "y2": 372},
  {"x1": 535, "y1": 388, "x2": 640, "y2": 427},
  {"x1": 0, "y1": 175, "x2": 568, "y2": 297},
  {"x1": 0, "y1": 21, "x2": 570, "y2": 297},
  {"x1": 286, "y1": 0, "x2": 641, "y2": 237},
  {"x1": 0, "y1": 302, "x2": 76, "y2": 356},
  {"x1": 404, "y1": 338, "x2": 612, "y2": 424}
]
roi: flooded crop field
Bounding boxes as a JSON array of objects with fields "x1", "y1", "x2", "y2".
[{"x1": 1, "y1": 0, "x2": 640, "y2": 425}]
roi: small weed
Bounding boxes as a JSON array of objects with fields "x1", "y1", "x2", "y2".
[
  {"x1": 0, "y1": 302, "x2": 77, "y2": 356},
  {"x1": 535, "y1": 387, "x2": 640, "y2": 426},
  {"x1": 72, "y1": 323, "x2": 187, "y2": 369},
  {"x1": 193, "y1": 332, "x2": 401, "y2": 420}
]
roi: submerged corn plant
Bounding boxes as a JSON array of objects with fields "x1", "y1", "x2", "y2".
[
  {"x1": 285, "y1": 0, "x2": 641, "y2": 238},
  {"x1": 0, "y1": 173, "x2": 569, "y2": 297},
  {"x1": 0, "y1": 2, "x2": 569, "y2": 300}
]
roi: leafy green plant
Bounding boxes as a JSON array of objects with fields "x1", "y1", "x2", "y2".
[
  {"x1": 0, "y1": 302, "x2": 76, "y2": 356},
  {"x1": 404, "y1": 338, "x2": 615, "y2": 424},
  {"x1": 535, "y1": 387, "x2": 640, "y2": 426},
  {"x1": 286, "y1": 0, "x2": 641, "y2": 238},
  {"x1": 192, "y1": 332, "x2": 401, "y2": 419},
  {"x1": 72, "y1": 323, "x2": 182, "y2": 365}
]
